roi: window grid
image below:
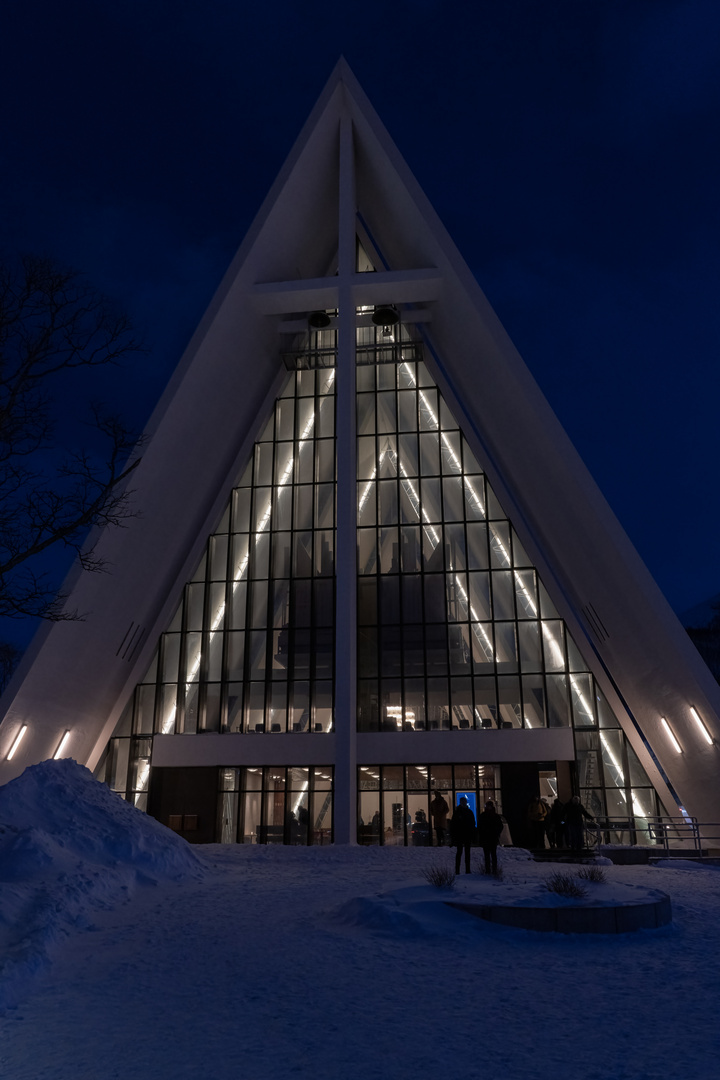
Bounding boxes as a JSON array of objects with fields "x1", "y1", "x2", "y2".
[
  {"x1": 356, "y1": 347, "x2": 576, "y2": 735},
  {"x1": 218, "y1": 765, "x2": 333, "y2": 845},
  {"x1": 138, "y1": 358, "x2": 337, "y2": 737},
  {"x1": 357, "y1": 763, "x2": 500, "y2": 846},
  {"x1": 97, "y1": 308, "x2": 664, "y2": 839}
]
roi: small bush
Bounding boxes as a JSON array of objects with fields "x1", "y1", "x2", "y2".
[
  {"x1": 545, "y1": 872, "x2": 588, "y2": 899},
  {"x1": 423, "y1": 864, "x2": 456, "y2": 889},
  {"x1": 577, "y1": 865, "x2": 606, "y2": 884}
]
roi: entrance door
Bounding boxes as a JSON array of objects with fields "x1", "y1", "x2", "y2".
[
  {"x1": 501, "y1": 763, "x2": 541, "y2": 849},
  {"x1": 148, "y1": 766, "x2": 219, "y2": 843}
]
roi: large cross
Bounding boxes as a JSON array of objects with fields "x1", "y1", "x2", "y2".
[{"x1": 248, "y1": 110, "x2": 442, "y2": 843}]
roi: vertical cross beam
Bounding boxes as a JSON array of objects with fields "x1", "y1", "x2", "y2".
[{"x1": 333, "y1": 106, "x2": 357, "y2": 844}]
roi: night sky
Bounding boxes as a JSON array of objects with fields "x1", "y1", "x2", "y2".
[{"x1": 2, "y1": 0, "x2": 719, "y2": 651}]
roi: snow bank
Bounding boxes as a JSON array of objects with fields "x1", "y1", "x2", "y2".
[
  {"x1": 0, "y1": 759, "x2": 203, "y2": 1010},
  {"x1": 334, "y1": 894, "x2": 431, "y2": 937},
  {"x1": 0, "y1": 759, "x2": 202, "y2": 879},
  {"x1": 3, "y1": 844, "x2": 719, "y2": 1080}
]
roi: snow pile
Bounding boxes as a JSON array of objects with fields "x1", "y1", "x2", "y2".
[
  {"x1": 0, "y1": 759, "x2": 202, "y2": 1010},
  {"x1": 0, "y1": 759, "x2": 202, "y2": 879},
  {"x1": 334, "y1": 893, "x2": 433, "y2": 938}
]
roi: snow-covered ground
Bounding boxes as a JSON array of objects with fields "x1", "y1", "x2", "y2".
[{"x1": 1, "y1": 762, "x2": 719, "y2": 1080}]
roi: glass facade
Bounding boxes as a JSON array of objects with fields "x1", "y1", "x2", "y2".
[
  {"x1": 574, "y1": 692, "x2": 669, "y2": 841},
  {"x1": 356, "y1": 333, "x2": 577, "y2": 734},
  {"x1": 358, "y1": 763, "x2": 499, "y2": 846},
  {"x1": 219, "y1": 766, "x2": 333, "y2": 845},
  {"x1": 98, "y1": 243, "x2": 667, "y2": 846},
  {"x1": 121, "y1": 359, "x2": 337, "y2": 739},
  {"x1": 354, "y1": 320, "x2": 663, "y2": 832}
]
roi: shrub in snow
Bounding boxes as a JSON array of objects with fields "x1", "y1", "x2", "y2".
[
  {"x1": 577, "y1": 865, "x2": 606, "y2": 884},
  {"x1": 423, "y1": 863, "x2": 456, "y2": 889},
  {"x1": 545, "y1": 872, "x2": 588, "y2": 899}
]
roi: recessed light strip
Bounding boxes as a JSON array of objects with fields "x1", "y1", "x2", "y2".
[
  {"x1": 690, "y1": 707, "x2": 713, "y2": 746},
  {"x1": 6, "y1": 724, "x2": 27, "y2": 761},
  {"x1": 53, "y1": 730, "x2": 72, "y2": 760},
  {"x1": 660, "y1": 717, "x2": 682, "y2": 754}
]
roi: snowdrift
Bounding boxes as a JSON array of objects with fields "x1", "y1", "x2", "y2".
[
  {"x1": 0, "y1": 759, "x2": 203, "y2": 1010},
  {"x1": 0, "y1": 758, "x2": 202, "y2": 880}
]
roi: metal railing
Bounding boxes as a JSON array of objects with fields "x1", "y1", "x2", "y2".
[{"x1": 586, "y1": 815, "x2": 720, "y2": 858}]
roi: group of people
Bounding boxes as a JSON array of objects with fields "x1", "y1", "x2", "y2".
[
  {"x1": 429, "y1": 790, "x2": 504, "y2": 875},
  {"x1": 527, "y1": 794, "x2": 595, "y2": 850},
  {"x1": 377, "y1": 789, "x2": 594, "y2": 864},
  {"x1": 425, "y1": 788, "x2": 596, "y2": 873}
]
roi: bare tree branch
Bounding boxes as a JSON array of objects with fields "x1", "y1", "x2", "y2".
[{"x1": 0, "y1": 255, "x2": 145, "y2": 622}]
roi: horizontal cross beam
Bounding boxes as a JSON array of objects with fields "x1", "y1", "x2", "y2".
[{"x1": 252, "y1": 268, "x2": 443, "y2": 315}]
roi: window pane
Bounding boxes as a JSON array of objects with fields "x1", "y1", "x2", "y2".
[
  {"x1": 491, "y1": 571, "x2": 514, "y2": 620},
  {"x1": 546, "y1": 674, "x2": 570, "y2": 727},
  {"x1": 522, "y1": 674, "x2": 546, "y2": 728},
  {"x1": 489, "y1": 523, "x2": 511, "y2": 567},
  {"x1": 442, "y1": 477, "x2": 464, "y2": 521},
  {"x1": 571, "y1": 673, "x2": 595, "y2": 726},
  {"x1": 518, "y1": 621, "x2": 541, "y2": 671}
]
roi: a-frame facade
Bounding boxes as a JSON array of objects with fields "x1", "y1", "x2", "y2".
[{"x1": 1, "y1": 61, "x2": 719, "y2": 846}]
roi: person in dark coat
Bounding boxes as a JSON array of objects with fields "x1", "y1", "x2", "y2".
[
  {"x1": 564, "y1": 795, "x2": 595, "y2": 849},
  {"x1": 476, "y1": 800, "x2": 504, "y2": 874},
  {"x1": 527, "y1": 794, "x2": 548, "y2": 849},
  {"x1": 429, "y1": 789, "x2": 450, "y2": 846},
  {"x1": 546, "y1": 797, "x2": 566, "y2": 849},
  {"x1": 450, "y1": 795, "x2": 476, "y2": 874}
]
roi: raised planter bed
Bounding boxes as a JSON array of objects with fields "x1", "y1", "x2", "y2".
[{"x1": 446, "y1": 886, "x2": 671, "y2": 934}]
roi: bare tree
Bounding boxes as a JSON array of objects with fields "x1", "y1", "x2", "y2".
[
  {"x1": 0, "y1": 641, "x2": 21, "y2": 693},
  {"x1": 0, "y1": 255, "x2": 144, "y2": 621}
]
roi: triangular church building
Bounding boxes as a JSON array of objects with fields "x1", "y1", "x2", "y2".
[{"x1": 1, "y1": 62, "x2": 719, "y2": 847}]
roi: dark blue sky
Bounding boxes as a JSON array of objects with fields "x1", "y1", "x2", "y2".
[{"x1": 2, "y1": 0, "x2": 719, "y2": 649}]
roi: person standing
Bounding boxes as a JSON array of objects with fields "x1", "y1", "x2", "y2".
[
  {"x1": 429, "y1": 789, "x2": 450, "y2": 846},
  {"x1": 564, "y1": 795, "x2": 595, "y2": 849},
  {"x1": 450, "y1": 795, "x2": 476, "y2": 874},
  {"x1": 476, "y1": 799, "x2": 504, "y2": 874},
  {"x1": 527, "y1": 794, "x2": 548, "y2": 849},
  {"x1": 546, "y1": 797, "x2": 566, "y2": 849}
]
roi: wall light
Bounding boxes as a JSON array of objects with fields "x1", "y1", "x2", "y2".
[
  {"x1": 6, "y1": 724, "x2": 27, "y2": 761},
  {"x1": 660, "y1": 717, "x2": 682, "y2": 754},
  {"x1": 690, "y1": 707, "x2": 714, "y2": 746},
  {"x1": 53, "y1": 730, "x2": 71, "y2": 760}
]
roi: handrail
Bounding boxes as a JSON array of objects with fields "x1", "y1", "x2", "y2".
[{"x1": 586, "y1": 815, "x2": 720, "y2": 857}]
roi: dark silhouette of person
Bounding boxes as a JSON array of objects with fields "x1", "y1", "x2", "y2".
[
  {"x1": 450, "y1": 795, "x2": 476, "y2": 874},
  {"x1": 564, "y1": 795, "x2": 595, "y2": 849},
  {"x1": 285, "y1": 807, "x2": 300, "y2": 844},
  {"x1": 297, "y1": 804, "x2": 309, "y2": 842},
  {"x1": 411, "y1": 808, "x2": 431, "y2": 846},
  {"x1": 476, "y1": 799, "x2": 504, "y2": 874},
  {"x1": 546, "y1": 797, "x2": 566, "y2": 849},
  {"x1": 429, "y1": 789, "x2": 449, "y2": 846},
  {"x1": 527, "y1": 794, "x2": 548, "y2": 849}
]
